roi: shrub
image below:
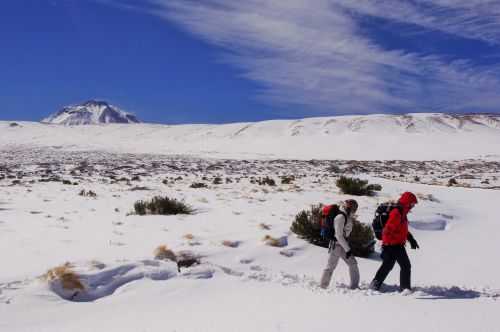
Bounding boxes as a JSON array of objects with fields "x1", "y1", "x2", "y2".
[
  {"x1": 290, "y1": 204, "x2": 375, "y2": 257},
  {"x1": 190, "y1": 182, "x2": 208, "y2": 188},
  {"x1": 348, "y1": 219, "x2": 375, "y2": 257},
  {"x1": 448, "y1": 178, "x2": 458, "y2": 186},
  {"x1": 79, "y1": 189, "x2": 97, "y2": 197},
  {"x1": 44, "y1": 263, "x2": 84, "y2": 291},
  {"x1": 154, "y1": 246, "x2": 201, "y2": 272},
  {"x1": 212, "y1": 177, "x2": 223, "y2": 185},
  {"x1": 183, "y1": 233, "x2": 195, "y2": 240},
  {"x1": 280, "y1": 175, "x2": 295, "y2": 184},
  {"x1": 366, "y1": 183, "x2": 382, "y2": 192},
  {"x1": 133, "y1": 196, "x2": 193, "y2": 215},
  {"x1": 336, "y1": 176, "x2": 381, "y2": 196},
  {"x1": 290, "y1": 204, "x2": 325, "y2": 246},
  {"x1": 130, "y1": 186, "x2": 151, "y2": 191},
  {"x1": 258, "y1": 177, "x2": 276, "y2": 186},
  {"x1": 154, "y1": 245, "x2": 177, "y2": 261}
]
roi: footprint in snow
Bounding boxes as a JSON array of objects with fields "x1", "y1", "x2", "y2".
[
  {"x1": 239, "y1": 258, "x2": 254, "y2": 264},
  {"x1": 279, "y1": 246, "x2": 304, "y2": 257},
  {"x1": 410, "y1": 219, "x2": 448, "y2": 231},
  {"x1": 326, "y1": 282, "x2": 500, "y2": 300}
]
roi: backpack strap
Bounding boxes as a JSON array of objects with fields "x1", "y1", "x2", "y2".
[
  {"x1": 394, "y1": 204, "x2": 404, "y2": 223},
  {"x1": 331, "y1": 211, "x2": 347, "y2": 243}
]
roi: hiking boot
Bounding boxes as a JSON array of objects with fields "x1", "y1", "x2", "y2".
[
  {"x1": 400, "y1": 288, "x2": 413, "y2": 296},
  {"x1": 369, "y1": 280, "x2": 381, "y2": 291}
]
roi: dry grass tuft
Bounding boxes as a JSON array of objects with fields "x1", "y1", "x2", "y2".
[
  {"x1": 183, "y1": 233, "x2": 195, "y2": 240},
  {"x1": 44, "y1": 263, "x2": 84, "y2": 291},
  {"x1": 262, "y1": 235, "x2": 287, "y2": 247},
  {"x1": 154, "y1": 245, "x2": 177, "y2": 262}
]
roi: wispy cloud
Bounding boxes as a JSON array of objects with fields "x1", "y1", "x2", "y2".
[
  {"x1": 336, "y1": 0, "x2": 500, "y2": 45},
  {"x1": 103, "y1": 0, "x2": 500, "y2": 114}
]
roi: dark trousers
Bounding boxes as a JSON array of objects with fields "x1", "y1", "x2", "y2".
[{"x1": 373, "y1": 245, "x2": 412, "y2": 290}]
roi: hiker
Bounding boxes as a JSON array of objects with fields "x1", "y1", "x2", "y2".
[
  {"x1": 320, "y1": 199, "x2": 360, "y2": 290},
  {"x1": 370, "y1": 192, "x2": 420, "y2": 293}
]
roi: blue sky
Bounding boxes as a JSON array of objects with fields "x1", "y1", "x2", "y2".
[{"x1": 1, "y1": 0, "x2": 500, "y2": 124}]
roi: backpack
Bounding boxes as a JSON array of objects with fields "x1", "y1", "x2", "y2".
[
  {"x1": 372, "y1": 202, "x2": 402, "y2": 240},
  {"x1": 320, "y1": 204, "x2": 346, "y2": 241}
]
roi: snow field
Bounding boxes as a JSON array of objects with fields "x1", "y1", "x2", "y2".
[
  {"x1": 2, "y1": 116, "x2": 500, "y2": 160},
  {"x1": 1, "y1": 159, "x2": 500, "y2": 331}
]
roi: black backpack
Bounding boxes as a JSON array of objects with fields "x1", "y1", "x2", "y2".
[
  {"x1": 320, "y1": 204, "x2": 346, "y2": 241},
  {"x1": 372, "y1": 202, "x2": 402, "y2": 240}
]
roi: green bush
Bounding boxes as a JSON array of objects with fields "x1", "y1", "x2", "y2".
[
  {"x1": 336, "y1": 176, "x2": 381, "y2": 196},
  {"x1": 280, "y1": 175, "x2": 295, "y2": 185},
  {"x1": 79, "y1": 189, "x2": 97, "y2": 197},
  {"x1": 190, "y1": 182, "x2": 208, "y2": 188},
  {"x1": 348, "y1": 219, "x2": 375, "y2": 257},
  {"x1": 290, "y1": 204, "x2": 375, "y2": 257},
  {"x1": 258, "y1": 176, "x2": 276, "y2": 186},
  {"x1": 134, "y1": 196, "x2": 194, "y2": 216},
  {"x1": 290, "y1": 204, "x2": 326, "y2": 246}
]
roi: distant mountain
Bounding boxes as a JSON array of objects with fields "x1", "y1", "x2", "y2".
[{"x1": 41, "y1": 100, "x2": 140, "y2": 125}]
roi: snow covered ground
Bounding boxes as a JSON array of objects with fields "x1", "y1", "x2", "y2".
[{"x1": 0, "y1": 147, "x2": 499, "y2": 332}]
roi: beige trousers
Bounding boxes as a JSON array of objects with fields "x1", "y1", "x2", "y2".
[{"x1": 320, "y1": 243, "x2": 360, "y2": 289}]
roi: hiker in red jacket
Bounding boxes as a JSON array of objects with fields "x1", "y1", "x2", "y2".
[{"x1": 370, "y1": 192, "x2": 420, "y2": 292}]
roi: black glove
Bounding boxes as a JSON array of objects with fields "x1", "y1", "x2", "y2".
[
  {"x1": 345, "y1": 250, "x2": 353, "y2": 259},
  {"x1": 407, "y1": 233, "x2": 420, "y2": 250}
]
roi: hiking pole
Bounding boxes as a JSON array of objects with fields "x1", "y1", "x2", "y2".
[{"x1": 328, "y1": 240, "x2": 334, "y2": 253}]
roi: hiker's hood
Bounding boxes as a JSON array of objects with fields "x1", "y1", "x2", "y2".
[{"x1": 398, "y1": 192, "x2": 418, "y2": 209}]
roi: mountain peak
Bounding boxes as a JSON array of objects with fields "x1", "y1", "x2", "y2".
[
  {"x1": 42, "y1": 100, "x2": 140, "y2": 125},
  {"x1": 81, "y1": 100, "x2": 111, "y2": 107}
]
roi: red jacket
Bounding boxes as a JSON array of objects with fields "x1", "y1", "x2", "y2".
[{"x1": 382, "y1": 192, "x2": 417, "y2": 246}]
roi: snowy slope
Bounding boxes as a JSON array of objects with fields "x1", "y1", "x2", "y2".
[
  {"x1": 3, "y1": 113, "x2": 500, "y2": 160},
  {"x1": 41, "y1": 100, "x2": 140, "y2": 125}
]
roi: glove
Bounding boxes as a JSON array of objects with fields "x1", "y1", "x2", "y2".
[
  {"x1": 345, "y1": 250, "x2": 353, "y2": 259},
  {"x1": 408, "y1": 233, "x2": 420, "y2": 250}
]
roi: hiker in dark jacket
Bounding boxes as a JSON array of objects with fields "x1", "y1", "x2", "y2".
[
  {"x1": 370, "y1": 192, "x2": 420, "y2": 292},
  {"x1": 320, "y1": 199, "x2": 360, "y2": 290}
]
